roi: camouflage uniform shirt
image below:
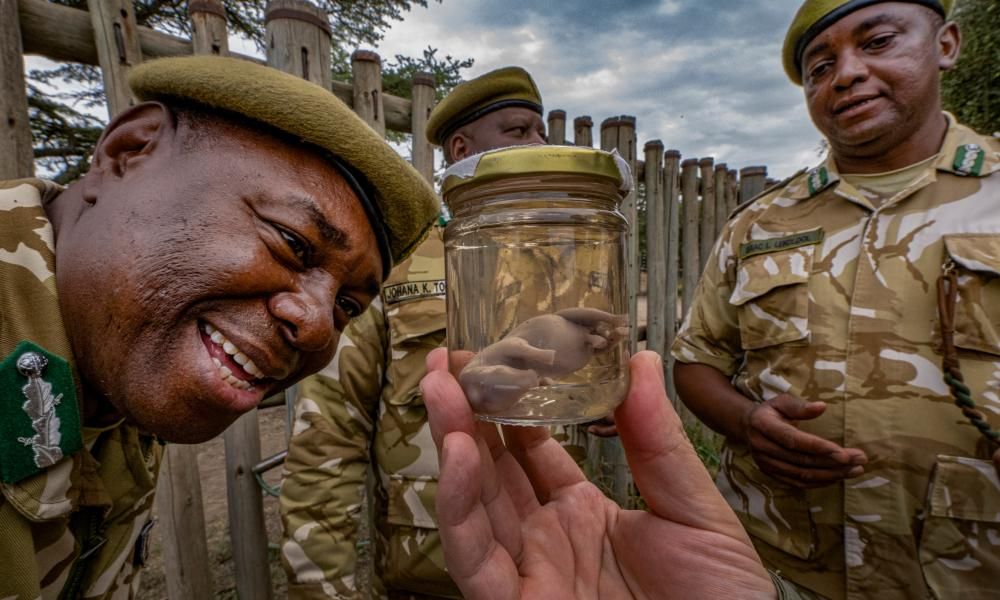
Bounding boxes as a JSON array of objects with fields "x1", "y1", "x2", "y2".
[
  {"x1": 280, "y1": 230, "x2": 460, "y2": 599},
  {"x1": 672, "y1": 118, "x2": 1000, "y2": 600},
  {"x1": 0, "y1": 179, "x2": 162, "y2": 600}
]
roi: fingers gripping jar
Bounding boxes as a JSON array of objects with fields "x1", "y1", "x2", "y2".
[{"x1": 442, "y1": 146, "x2": 632, "y2": 426}]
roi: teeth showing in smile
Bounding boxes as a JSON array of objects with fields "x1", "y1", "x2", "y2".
[{"x1": 201, "y1": 322, "x2": 265, "y2": 390}]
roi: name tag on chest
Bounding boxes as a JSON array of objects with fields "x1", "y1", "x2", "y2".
[
  {"x1": 739, "y1": 229, "x2": 824, "y2": 260},
  {"x1": 383, "y1": 280, "x2": 447, "y2": 305}
]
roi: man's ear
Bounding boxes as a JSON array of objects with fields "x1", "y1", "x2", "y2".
[
  {"x1": 84, "y1": 102, "x2": 174, "y2": 202},
  {"x1": 448, "y1": 133, "x2": 471, "y2": 163},
  {"x1": 937, "y1": 21, "x2": 961, "y2": 71}
]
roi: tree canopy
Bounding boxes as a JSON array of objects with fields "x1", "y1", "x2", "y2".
[
  {"x1": 29, "y1": 0, "x2": 473, "y2": 182},
  {"x1": 941, "y1": 0, "x2": 999, "y2": 135}
]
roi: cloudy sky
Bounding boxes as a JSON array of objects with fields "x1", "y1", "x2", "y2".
[
  {"x1": 25, "y1": 0, "x2": 825, "y2": 179},
  {"x1": 375, "y1": 0, "x2": 825, "y2": 179}
]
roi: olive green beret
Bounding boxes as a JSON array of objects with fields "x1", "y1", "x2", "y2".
[
  {"x1": 783, "y1": 0, "x2": 954, "y2": 85},
  {"x1": 128, "y1": 55, "x2": 439, "y2": 270},
  {"x1": 425, "y1": 66, "x2": 542, "y2": 146}
]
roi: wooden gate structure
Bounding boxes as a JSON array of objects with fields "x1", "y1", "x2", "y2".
[{"x1": 1, "y1": 1, "x2": 772, "y2": 596}]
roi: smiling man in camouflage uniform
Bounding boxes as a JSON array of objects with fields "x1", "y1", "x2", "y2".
[
  {"x1": 0, "y1": 55, "x2": 437, "y2": 600},
  {"x1": 672, "y1": 1, "x2": 999, "y2": 599}
]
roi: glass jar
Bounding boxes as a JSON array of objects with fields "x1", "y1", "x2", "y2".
[{"x1": 442, "y1": 146, "x2": 631, "y2": 426}]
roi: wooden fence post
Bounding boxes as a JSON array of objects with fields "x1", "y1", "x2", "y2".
[
  {"x1": 601, "y1": 116, "x2": 639, "y2": 350},
  {"x1": 680, "y1": 158, "x2": 700, "y2": 317},
  {"x1": 663, "y1": 149, "x2": 681, "y2": 404},
  {"x1": 150, "y1": 5, "x2": 227, "y2": 599},
  {"x1": 87, "y1": 0, "x2": 142, "y2": 117},
  {"x1": 644, "y1": 140, "x2": 666, "y2": 357},
  {"x1": 573, "y1": 115, "x2": 593, "y2": 147},
  {"x1": 714, "y1": 163, "x2": 728, "y2": 236},
  {"x1": 597, "y1": 116, "x2": 638, "y2": 507},
  {"x1": 740, "y1": 165, "x2": 767, "y2": 204},
  {"x1": 156, "y1": 443, "x2": 214, "y2": 599},
  {"x1": 410, "y1": 71, "x2": 436, "y2": 182},
  {"x1": 351, "y1": 50, "x2": 385, "y2": 135},
  {"x1": 547, "y1": 109, "x2": 566, "y2": 145},
  {"x1": 1, "y1": 0, "x2": 34, "y2": 179},
  {"x1": 224, "y1": 412, "x2": 272, "y2": 600},
  {"x1": 265, "y1": 0, "x2": 332, "y2": 90},
  {"x1": 189, "y1": 0, "x2": 228, "y2": 57},
  {"x1": 697, "y1": 157, "x2": 715, "y2": 275},
  {"x1": 726, "y1": 168, "x2": 739, "y2": 215}
]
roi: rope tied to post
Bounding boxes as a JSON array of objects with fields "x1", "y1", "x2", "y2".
[{"x1": 937, "y1": 260, "x2": 1000, "y2": 445}]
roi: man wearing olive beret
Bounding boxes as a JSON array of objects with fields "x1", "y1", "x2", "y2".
[
  {"x1": 673, "y1": 1, "x2": 1000, "y2": 598},
  {"x1": 0, "y1": 55, "x2": 438, "y2": 599},
  {"x1": 278, "y1": 66, "x2": 550, "y2": 600}
]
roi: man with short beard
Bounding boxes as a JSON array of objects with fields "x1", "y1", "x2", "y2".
[
  {"x1": 673, "y1": 0, "x2": 999, "y2": 598},
  {"x1": 0, "y1": 55, "x2": 439, "y2": 599}
]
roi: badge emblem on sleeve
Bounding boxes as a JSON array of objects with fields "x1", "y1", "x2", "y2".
[
  {"x1": 953, "y1": 144, "x2": 984, "y2": 177},
  {"x1": 807, "y1": 166, "x2": 830, "y2": 196},
  {"x1": 0, "y1": 340, "x2": 82, "y2": 484}
]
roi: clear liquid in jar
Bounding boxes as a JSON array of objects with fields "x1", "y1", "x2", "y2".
[{"x1": 446, "y1": 216, "x2": 629, "y2": 426}]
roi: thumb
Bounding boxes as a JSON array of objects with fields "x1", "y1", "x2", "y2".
[{"x1": 770, "y1": 394, "x2": 825, "y2": 420}]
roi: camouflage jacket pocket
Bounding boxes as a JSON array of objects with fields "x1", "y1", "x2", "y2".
[
  {"x1": 943, "y1": 235, "x2": 1000, "y2": 356},
  {"x1": 387, "y1": 474, "x2": 438, "y2": 529},
  {"x1": 384, "y1": 295, "x2": 446, "y2": 407},
  {"x1": 919, "y1": 455, "x2": 1000, "y2": 599},
  {"x1": 717, "y1": 444, "x2": 818, "y2": 560},
  {"x1": 730, "y1": 245, "x2": 814, "y2": 351},
  {"x1": 384, "y1": 475, "x2": 461, "y2": 597}
]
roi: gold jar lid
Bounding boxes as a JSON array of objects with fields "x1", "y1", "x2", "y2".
[{"x1": 441, "y1": 145, "x2": 632, "y2": 198}]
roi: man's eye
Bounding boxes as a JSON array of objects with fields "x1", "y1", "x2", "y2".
[
  {"x1": 276, "y1": 226, "x2": 311, "y2": 263},
  {"x1": 336, "y1": 295, "x2": 363, "y2": 319},
  {"x1": 866, "y1": 34, "x2": 894, "y2": 50},
  {"x1": 808, "y1": 61, "x2": 831, "y2": 81}
]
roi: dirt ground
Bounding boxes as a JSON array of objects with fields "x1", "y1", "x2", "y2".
[{"x1": 139, "y1": 407, "x2": 290, "y2": 599}]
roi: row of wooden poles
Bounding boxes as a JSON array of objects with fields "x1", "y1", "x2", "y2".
[{"x1": 1, "y1": 0, "x2": 770, "y2": 597}]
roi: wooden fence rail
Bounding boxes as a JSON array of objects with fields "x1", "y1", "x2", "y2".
[{"x1": 4, "y1": 0, "x2": 773, "y2": 593}]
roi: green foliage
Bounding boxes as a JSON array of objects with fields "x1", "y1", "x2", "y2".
[
  {"x1": 28, "y1": 0, "x2": 473, "y2": 181},
  {"x1": 26, "y1": 83, "x2": 103, "y2": 184},
  {"x1": 382, "y1": 47, "x2": 474, "y2": 102},
  {"x1": 941, "y1": 0, "x2": 999, "y2": 134}
]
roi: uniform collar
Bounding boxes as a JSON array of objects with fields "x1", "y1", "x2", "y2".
[
  {"x1": 795, "y1": 113, "x2": 996, "y2": 207},
  {"x1": 932, "y1": 113, "x2": 997, "y2": 177}
]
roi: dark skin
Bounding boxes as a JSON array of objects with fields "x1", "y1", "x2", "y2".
[
  {"x1": 445, "y1": 106, "x2": 546, "y2": 163},
  {"x1": 676, "y1": 4, "x2": 963, "y2": 487},
  {"x1": 46, "y1": 102, "x2": 383, "y2": 443},
  {"x1": 675, "y1": 364, "x2": 866, "y2": 487},
  {"x1": 802, "y1": 3, "x2": 960, "y2": 173}
]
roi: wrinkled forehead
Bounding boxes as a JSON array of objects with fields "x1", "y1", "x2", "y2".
[{"x1": 800, "y1": 1, "x2": 939, "y2": 63}]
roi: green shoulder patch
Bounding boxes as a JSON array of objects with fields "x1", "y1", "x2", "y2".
[
  {"x1": 807, "y1": 166, "x2": 830, "y2": 195},
  {"x1": 0, "y1": 340, "x2": 82, "y2": 484},
  {"x1": 953, "y1": 143, "x2": 985, "y2": 177},
  {"x1": 739, "y1": 229, "x2": 825, "y2": 260}
]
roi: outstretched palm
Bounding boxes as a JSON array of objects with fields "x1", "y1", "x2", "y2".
[{"x1": 421, "y1": 349, "x2": 775, "y2": 599}]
